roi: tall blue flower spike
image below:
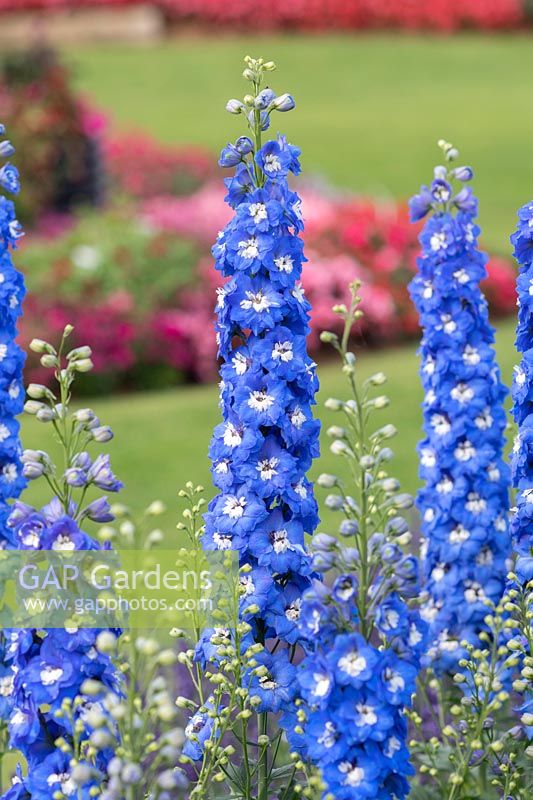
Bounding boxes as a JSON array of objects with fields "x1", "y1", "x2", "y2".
[
  {"x1": 510, "y1": 202, "x2": 533, "y2": 584},
  {"x1": 0, "y1": 129, "x2": 122, "y2": 797},
  {"x1": 199, "y1": 57, "x2": 320, "y2": 713},
  {"x1": 409, "y1": 140, "x2": 511, "y2": 670},
  {"x1": 0, "y1": 124, "x2": 26, "y2": 543},
  {"x1": 507, "y1": 201, "x2": 533, "y2": 752}
]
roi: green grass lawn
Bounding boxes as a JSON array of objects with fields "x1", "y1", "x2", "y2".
[
  {"x1": 20, "y1": 318, "x2": 517, "y2": 536},
  {"x1": 67, "y1": 33, "x2": 533, "y2": 253}
]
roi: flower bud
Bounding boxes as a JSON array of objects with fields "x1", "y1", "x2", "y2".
[
  {"x1": 122, "y1": 763, "x2": 143, "y2": 784},
  {"x1": 91, "y1": 426, "x2": 114, "y2": 443},
  {"x1": 272, "y1": 93, "x2": 295, "y2": 112},
  {"x1": 452, "y1": 166, "x2": 473, "y2": 182},
  {"x1": 316, "y1": 473, "x2": 337, "y2": 488},
  {"x1": 23, "y1": 462, "x2": 45, "y2": 480},
  {"x1": 325, "y1": 398, "x2": 343, "y2": 411},
  {"x1": 73, "y1": 408, "x2": 96, "y2": 423},
  {"x1": 40, "y1": 354, "x2": 58, "y2": 368},
  {"x1": 72, "y1": 358, "x2": 94, "y2": 373},
  {"x1": 36, "y1": 407, "x2": 55, "y2": 422},
  {"x1": 81, "y1": 679, "x2": 104, "y2": 696},
  {"x1": 27, "y1": 383, "x2": 51, "y2": 400},
  {"x1": 96, "y1": 631, "x2": 117, "y2": 654},
  {"x1": 67, "y1": 346, "x2": 92, "y2": 361},
  {"x1": 24, "y1": 400, "x2": 44, "y2": 416},
  {"x1": 226, "y1": 99, "x2": 244, "y2": 114},
  {"x1": 29, "y1": 338, "x2": 52, "y2": 354}
]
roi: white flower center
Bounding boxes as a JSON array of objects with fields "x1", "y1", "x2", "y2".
[
  {"x1": 515, "y1": 366, "x2": 526, "y2": 386},
  {"x1": 449, "y1": 524, "x2": 470, "y2": 544},
  {"x1": 272, "y1": 341, "x2": 293, "y2": 362},
  {"x1": 257, "y1": 457, "x2": 279, "y2": 481},
  {"x1": 248, "y1": 390, "x2": 275, "y2": 413},
  {"x1": 420, "y1": 448, "x2": 436, "y2": 468},
  {"x1": 264, "y1": 154, "x2": 281, "y2": 173},
  {"x1": 431, "y1": 413, "x2": 451, "y2": 436},
  {"x1": 274, "y1": 255, "x2": 293, "y2": 273},
  {"x1": 475, "y1": 408, "x2": 493, "y2": 429},
  {"x1": 384, "y1": 668, "x2": 405, "y2": 693},
  {"x1": 0, "y1": 674, "x2": 13, "y2": 696},
  {"x1": 290, "y1": 407, "x2": 306, "y2": 429},
  {"x1": 463, "y1": 345, "x2": 480, "y2": 365},
  {"x1": 441, "y1": 314, "x2": 456, "y2": 334},
  {"x1": 453, "y1": 268, "x2": 469, "y2": 284},
  {"x1": 437, "y1": 476, "x2": 454, "y2": 494},
  {"x1": 41, "y1": 666, "x2": 64, "y2": 685},
  {"x1": 466, "y1": 493, "x2": 486, "y2": 514},
  {"x1": 451, "y1": 382, "x2": 474, "y2": 404},
  {"x1": 338, "y1": 652, "x2": 366, "y2": 677},
  {"x1": 259, "y1": 673, "x2": 278, "y2": 690},
  {"x1": 223, "y1": 423, "x2": 243, "y2": 448},
  {"x1": 356, "y1": 703, "x2": 377, "y2": 726},
  {"x1": 249, "y1": 203, "x2": 268, "y2": 224},
  {"x1": 241, "y1": 290, "x2": 273, "y2": 313},
  {"x1": 312, "y1": 673, "x2": 331, "y2": 698},
  {"x1": 3, "y1": 463, "x2": 16, "y2": 482},
  {"x1": 454, "y1": 440, "x2": 476, "y2": 461},
  {"x1": 430, "y1": 231, "x2": 448, "y2": 251},
  {"x1": 271, "y1": 528, "x2": 289, "y2": 553},
  {"x1": 213, "y1": 532, "x2": 233, "y2": 550},
  {"x1": 385, "y1": 736, "x2": 401, "y2": 758},
  {"x1": 223, "y1": 496, "x2": 246, "y2": 519},
  {"x1": 318, "y1": 721, "x2": 336, "y2": 747},
  {"x1": 232, "y1": 352, "x2": 249, "y2": 375},
  {"x1": 340, "y1": 763, "x2": 365, "y2": 787},
  {"x1": 238, "y1": 236, "x2": 259, "y2": 260}
]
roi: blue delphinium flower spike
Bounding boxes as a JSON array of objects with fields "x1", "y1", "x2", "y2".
[
  {"x1": 409, "y1": 140, "x2": 511, "y2": 670},
  {"x1": 510, "y1": 202, "x2": 533, "y2": 577},
  {"x1": 0, "y1": 126, "x2": 26, "y2": 544},
  {"x1": 196, "y1": 58, "x2": 320, "y2": 737}
]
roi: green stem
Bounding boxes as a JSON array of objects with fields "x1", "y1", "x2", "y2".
[{"x1": 258, "y1": 712, "x2": 269, "y2": 800}]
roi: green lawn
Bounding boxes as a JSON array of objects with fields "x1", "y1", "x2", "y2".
[
  {"x1": 20, "y1": 318, "x2": 517, "y2": 535},
  {"x1": 67, "y1": 33, "x2": 533, "y2": 253}
]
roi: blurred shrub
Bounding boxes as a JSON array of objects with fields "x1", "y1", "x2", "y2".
[
  {"x1": 0, "y1": 47, "x2": 103, "y2": 224},
  {"x1": 20, "y1": 206, "x2": 199, "y2": 392},
  {"x1": 105, "y1": 133, "x2": 216, "y2": 199}
]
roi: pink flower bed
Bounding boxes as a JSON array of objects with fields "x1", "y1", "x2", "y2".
[
  {"x1": 139, "y1": 183, "x2": 517, "y2": 384},
  {"x1": 0, "y1": 0, "x2": 524, "y2": 31}
]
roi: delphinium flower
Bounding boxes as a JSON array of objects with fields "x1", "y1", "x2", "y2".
[
  {"x1": 506, "y1": 200, "x2": 533, "y2": 754},
  {"x1": 1, "y1": 330, "x2": 122, "y2": 799},
  {"x1": 0, "y1": 124, "x2": 26, "y2": 542},
  {"x1": 284, "y1": 286, "x2": 428, "y2": 800},
  {"x1": 0, "y1": 123, "x2": 30, "y2": 780},
  {"x1": 190, "y1": 56, "x2": 320, "y2": 797},
  {"x1": 409, "y1": 140, "x2": 511, "y2": 668},
  {"x1": 509, "y1": 202, "x2": 533, "y2": 593}
]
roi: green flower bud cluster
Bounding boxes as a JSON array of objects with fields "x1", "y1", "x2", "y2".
[
  {"x1": 69, "y1": 626, "x2": 188, "y2": 799},
  {"x1": 22, "y1": 325, "x2": 121, "y2": 523},
  {"x1": 317, "y1": 283, "x2": 417, "y2": 640}
]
